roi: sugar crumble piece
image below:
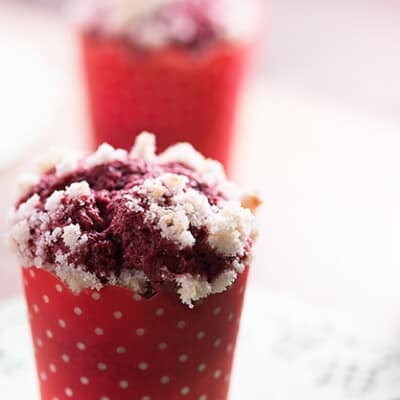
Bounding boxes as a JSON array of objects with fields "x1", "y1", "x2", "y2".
[
  {"x1": 175, "y1": 189, "x2": 212, "y2": 228},
  {"x1": 123, "y1": 194, "x2": 144, "y2": 213},
  {"x1": 142, "y1": 178, "x2": 167, "y2": 200},
  {"x1": 65, "y1": 181, "x2": 91, "y2": 198},
  {"x1": 55, "y1": 263, "x2": 103, "y2": 293},
  {"x1": 35, "y1": 147, "x2": 80, "y2": 176},
  {"x1": 129, "y1": 131, "x2": 156, "y2": 161},
  {"x1": 10, "y1": 205, "x2": 48, "y2": 259},
  {"x1": 176, "y1": 275, "x2": 212, "y2": 308},
  {"x1": 240, "y1": 191, "x2": 263, "y2": 214},
  {"x1": 158, "y1": 142, "x2": 205, "y2": 171},
  {"x1": 14, "y1": 194, "x2": 40, "y2": 221},
  {"x1": 199, "y1": 158, "x2": 226, "y2": 186},
  {"x1": 149, "y1": 205, "x2": 195, "y2": 249},
  {"x1": 140, "y1": 172, "x2": 256, "y2": 257},
  {"x1": 62, "y1": 224, "x2": 88, "y2": 252},
  {"x1": 86, "y1": 143, "x2": 128, "y2": 168},
  {"x1": 141, "y1": 173, "x2": 188, "y2": 199},
  {"x1": 17, "y1": 172, "x2": 40, "y2": 196},
  {"x1": 45, "y1": 191, "x2": 64, "y2": 213},
  {"x1": 207, "y1": 201, "x2": 254, "y2": 257},
  {"x1": 157, "y1": 141, "x2": 226, "y2": 186},
  {"x1": 33, "y1": 256, "x2": 44, "y2": 268},
  {"x1": 35, "y1": 147, "x2": 65, "y2": 174},
  {"x1": 54, "y1": 263, "x2": 149, "y2": 294},
  {"x1": 9, "y1": 220, "x2": 30, "y2": 250},
  {"x1": 232, "y1": 259, "x2": 245, "y2": 274},
  {"x1": 55, "y1": 152, "x2": 81, "y2": 177},
  {"x1": 118, "y1": 269, "x2": 149, "y2": 294},
  {"x1": 160, "y1": 173, "x2": 188, "y2": 194},
  {"x1": 211, "y1": 270, "x2": 237, "y2": 294}
]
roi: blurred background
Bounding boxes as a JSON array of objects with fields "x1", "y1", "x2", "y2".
[{"x1": 1, "y1": 0, "x2": 400, "y2": 334}]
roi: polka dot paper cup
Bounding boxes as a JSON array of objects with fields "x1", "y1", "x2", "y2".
[{"x1": 23, "y1": 266, "x2": 249, "y2": 400}]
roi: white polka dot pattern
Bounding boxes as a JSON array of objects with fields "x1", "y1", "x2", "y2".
[
  {"x1": 155, "y1": 308, "x2": 165, "y2": 316},
  {"x1": 95, "y1": 327, "x2": 104, "y2": 336},
  {"x1": 74, "y1": 307, "x2": 83, "y2": 316},
  {"x1": 198, "y1": 363, "x2": 206, "y2": 372},
  {"x1": 116, "y1": 346, "x2": 126, "y2": 354},
  {"x1": 97, "y1": 362, "x2": 107, "y2": 371},
  {"x1": 23, "y1": 266, "x2": 249, "y2": 400},
  {"x1": 49, "y1": 363, "x2": 57, "y2": 373},
  {"x1": 213, "y1": 369, "x2": 222, "y2": 379},
  {"x1": 139, "y1": 362, "x2": 149, "y2": 370},
  {"x1": 120, "y1": 380, "x2": 129, "y2": 389},
  {"x1": 158, "y1": 342, "x2": 167, "y2": 350},
  {"x1": 160, "y1": 376, "x2": 170, "y2": 384},
  {"x1": 77, "y1": 342, "x2": 86, "y2": 351},
  {"x1": 181, "y1": 386, "x2": 190, "y2": 395},
  {"x1": 91, "y1": 292, "x2": 100, "y2": 300},
  {"x1": 197, "y1": 331, "x2": 205, "y2": 340},
  {"x1": 179, "y1": 354, "x2": 188, "y2": 363},
  {"x1": 177, "y1": 320, "x2": 186, "y2": 329},
  {"x1": 214, "y1": 338, "x2": 222, "y2": 348},
  {"x1": 213, "y1": 307, "x2": 222, "y2": 316}
]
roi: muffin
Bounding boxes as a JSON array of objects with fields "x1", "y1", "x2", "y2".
[
  {"x1": 9, "y1": 133, "x2": 260, "y2": 400},
  {"x1": 78, "y1": 0, "x2": 260, "y2": 167}
]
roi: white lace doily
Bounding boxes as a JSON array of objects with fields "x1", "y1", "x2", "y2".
[{"x1": 1, "y1": 289, "x2": 400, "y2": 399}]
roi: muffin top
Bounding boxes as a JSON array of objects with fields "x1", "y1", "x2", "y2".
[
  {"x1": 9, "y1": 133, "x2": 260, "y2": 307},
  {"x1": 77, "y1": 0, "x2": 258, "y2": 49}
]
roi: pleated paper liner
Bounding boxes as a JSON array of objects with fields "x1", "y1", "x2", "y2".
[{"x1": 22, "y1": 266, "x2": 249, "y2": 400}]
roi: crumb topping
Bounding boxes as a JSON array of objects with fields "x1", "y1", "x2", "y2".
[
  {"x1": 9, "y1": 133, "x2": 260, "y2": 307},
  {"x1": 77, "y1": 0, "x2": 258, "y2": 50}
]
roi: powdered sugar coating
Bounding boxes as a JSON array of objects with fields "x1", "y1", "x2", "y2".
[{"x1": 9, "y1": 133, "x2": 260, "y2": 306}]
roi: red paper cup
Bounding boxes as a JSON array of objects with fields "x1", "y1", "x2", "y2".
[
  {"x1": 23, "y1": 266, "x2": 249, "y2": 400},
  {"x1": 80, "y1": 32, "x2": 253, "y2": 169}
]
